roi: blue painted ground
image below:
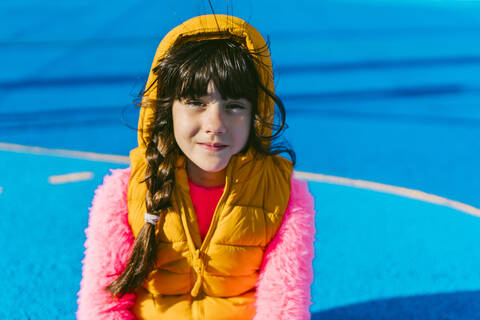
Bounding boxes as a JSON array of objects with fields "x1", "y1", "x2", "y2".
[
  {"x1": 2, "y1": 149, "x2": 480, "y2": 318},
  {"x1": 1, "y1": 0, "x2": 480, "y2": 319}
]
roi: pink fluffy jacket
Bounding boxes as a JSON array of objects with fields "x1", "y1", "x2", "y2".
[{"x1": 76, "y1": 167, "x2": 316, "y2": 320}]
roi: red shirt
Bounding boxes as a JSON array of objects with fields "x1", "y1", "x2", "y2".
[{"x1": 188, "y1": 180, "x2": 225, "y2": 240}]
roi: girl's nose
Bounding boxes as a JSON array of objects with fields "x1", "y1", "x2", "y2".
[{"x1": 204, "y1": 104, "x2": 226, "y2": 134}]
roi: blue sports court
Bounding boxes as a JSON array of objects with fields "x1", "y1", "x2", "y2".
[{"x1": 1, "y1": 0, "x2": 480, "y2": 318}]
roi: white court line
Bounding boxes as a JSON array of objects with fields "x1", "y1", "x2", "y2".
[
  {"x1": 295, "y1": 171, "x2": 480, "y2": 217},
  {"x1": 49, "y1": 172, "x2": 94, "y2": 184},
  {"x1": 2, "y1": 142, "x2": 479, "y2": 216},
  {"x1": 0, "y1": 142, "x2": 129, "y2": 164}
]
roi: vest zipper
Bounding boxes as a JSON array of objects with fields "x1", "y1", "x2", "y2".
[{"x1": 179, "y1": 156, "x2": 235, "y2": 297}]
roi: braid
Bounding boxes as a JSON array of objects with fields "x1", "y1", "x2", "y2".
[{"x1": 106, "y1": 99, "x2": 177, "y2": 297}]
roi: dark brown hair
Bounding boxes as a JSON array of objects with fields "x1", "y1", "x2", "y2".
[{"x1": 107, "y1": 36, "x2": 295, "y2": 297}]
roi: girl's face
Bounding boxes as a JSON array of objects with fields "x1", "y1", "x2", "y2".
[{"x1": 172, "y1": 81, "x2": 252, "y2": 186}]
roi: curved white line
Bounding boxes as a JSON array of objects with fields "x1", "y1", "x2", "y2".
[
  {"x1": 0, "y1": 142, "x2": 129, "y2": 164},
  {"x1": 1, "y1": 142, "x2": 478, "y2": 216},
  {"x1": 294, "y1": 171, "x2": 480, "y2": 217}
]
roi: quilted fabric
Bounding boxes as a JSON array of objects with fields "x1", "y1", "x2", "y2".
[{"x1": 77, "y1": 168, "x2": 315, "y2": 319}]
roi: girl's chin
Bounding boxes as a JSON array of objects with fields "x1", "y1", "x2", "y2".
[
  {"x1": 197, "y1": 163, "x2": 228, "y2": 173},
  {"x1": 187, "y1": 158, "x2": 230, "y2": 175}
]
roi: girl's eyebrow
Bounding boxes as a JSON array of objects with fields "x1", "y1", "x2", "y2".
[{"x1": 225, "y1": 98, "x2": 250, "y2": 104}]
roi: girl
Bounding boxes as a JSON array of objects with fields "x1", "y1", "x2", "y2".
[{"x1": 77, "y1": 14, "x2": 315, "y2": 320}]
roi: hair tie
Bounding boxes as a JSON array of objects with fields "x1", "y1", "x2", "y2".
[{"x1": 144, "y1": 213, "x2": 160, "y2": 225}]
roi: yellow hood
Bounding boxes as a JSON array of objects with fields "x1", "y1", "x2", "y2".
[
  {"x1": 137, "y1": 14, "x2": 275, "y2": 149},
  {"x1": 128, "y1": 14, "x2": 277, "y2": 222}
]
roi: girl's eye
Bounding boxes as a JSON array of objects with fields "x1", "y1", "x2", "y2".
[
  {"x1": 186, "y1": 100, "x2": 205, "y2": 108},
  {"x1": 226, "y1": 103, "x2": 246, "y2": 111}
]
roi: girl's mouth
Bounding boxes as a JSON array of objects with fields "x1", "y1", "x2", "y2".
[{"x1": 198, "y1": 143, "x2": 228, "y2": 152}]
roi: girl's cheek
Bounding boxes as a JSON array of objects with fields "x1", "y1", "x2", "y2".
[{"x1": 236, "y1": 116, "x2": 251, "y2": 151}]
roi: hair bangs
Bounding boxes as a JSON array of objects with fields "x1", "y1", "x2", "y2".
[{"x1": 166, "y1": 39, "x2": 258, "y2": 104}]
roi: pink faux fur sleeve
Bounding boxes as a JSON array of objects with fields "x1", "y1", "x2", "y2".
[
  {"x1": 76, "y1": 167, "x2": 137, "y2": 320},
  {"x1": 254, "y1": 177, "x2": 316, "y2": 320}
]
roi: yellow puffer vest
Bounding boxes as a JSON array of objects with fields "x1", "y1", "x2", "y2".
[
  {"x1": 126, "y1": 14, "x2": 293, "y2": 319},
  {"x1": 128, "y1": 150, "x2": 292, "y2": 319}
]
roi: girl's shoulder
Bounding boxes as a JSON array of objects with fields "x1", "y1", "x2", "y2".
[
  {"x1": 290, "y1": 175, "x2": 313, "y2": 202},
  {"x1": 91, "y1": 167, "x2": 131, "y2": 205},
  {"x1": 287, "y1": 175, "x2": 315, "y2": 221},
  {"x1": 87, "y1": 167, "x2": 132, "y2": 233},
  {"x1": 97, "y1": 167, "x2": 131, "y2": 191}
]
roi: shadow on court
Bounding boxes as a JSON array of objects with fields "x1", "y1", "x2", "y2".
[{"x1": 312, "y1": 290, "x2": 480, "y2": 320}]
